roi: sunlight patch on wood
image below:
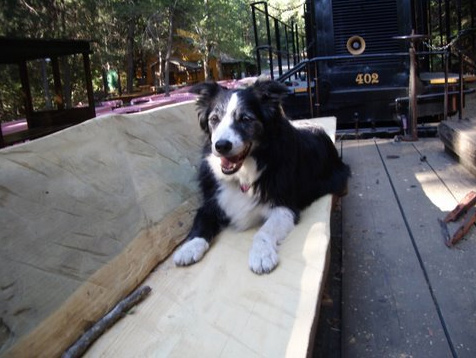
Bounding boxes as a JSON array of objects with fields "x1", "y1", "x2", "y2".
[{"x1": 415, "y1": 171, "x2": 457, "y2": 212}]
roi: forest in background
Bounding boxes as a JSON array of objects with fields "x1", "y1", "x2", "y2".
[
  {"x1": 0, "y1": 0, "x2": 304, "y2": 123},
  {"x1": 1, "y1": 0, "x2": 473, "y2": 124}
]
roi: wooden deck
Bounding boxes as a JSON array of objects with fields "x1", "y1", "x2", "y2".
[
  {"x1": 439, "y1": 82, "x2": 476, "y2": 176},
  {"x1": 340, "y1": 137, "x2": 476, "y2": 358}
]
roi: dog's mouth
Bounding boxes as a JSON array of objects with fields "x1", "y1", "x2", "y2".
[{"x1": 220, "y1": 143, "x2": 252, "y2": 175}]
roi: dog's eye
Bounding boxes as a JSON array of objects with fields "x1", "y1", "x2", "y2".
[
  {"x1": 209, "y1": 115, "x2": 220, "y2": 126},
  {"x1": 240, "y1": 115, "x2": 253, "y2": 123}
]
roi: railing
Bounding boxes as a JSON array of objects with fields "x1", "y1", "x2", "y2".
[
  {"x1": 250, "y1": 1, "x2": 306, "y2": 79},
  {"x1": 277, "y1": 47, "x2": 474, "y2": 130}
]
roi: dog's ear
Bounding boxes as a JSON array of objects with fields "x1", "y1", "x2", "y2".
[
  {"x1": 189, "y1": 82, "x2": 224, "y2": 132},
  {"x1": 252, "y1": 79, "x2": 289, "y2": 105},
  {"x1": 189, "y1": 81, "x2": 224, "y2": 101}
]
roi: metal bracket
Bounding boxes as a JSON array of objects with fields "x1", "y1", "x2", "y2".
[
  {"x1": 443, "y1": 191, "x2": 476, "y2": 223},
  {"x1": 439, "y1": 191, "x2": 476, "y2": 247}
]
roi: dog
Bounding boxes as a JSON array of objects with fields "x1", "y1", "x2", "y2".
[{"x1": 173, "y1": 79, "x2": 350, "y2": 274}]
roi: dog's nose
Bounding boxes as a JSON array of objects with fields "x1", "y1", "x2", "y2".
[{"x1": 215, "y1": 139, "x2": 232, "y2": 154}]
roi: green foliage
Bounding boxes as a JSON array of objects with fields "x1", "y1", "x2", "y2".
[
  {"x1": 191, "y1": 0, "x2": 252, "y2": 58},
  {"x1": 0, "y1": 0, "x2": 258, "y2": 122},
  {"x1": 0, "y1": 64, "x2": 22, "y2": 122},
  {"x1": 1, "y1": 1, "x2": 472, "y2": 123},
  {"x1": 267, "y1": 0, "x2": 305, "y2": 26}
]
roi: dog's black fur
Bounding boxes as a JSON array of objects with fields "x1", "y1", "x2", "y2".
[{"x1": 173, "y1": 79, "x2": 350, "y2": 274}]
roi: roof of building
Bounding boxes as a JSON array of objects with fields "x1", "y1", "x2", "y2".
[{"x1": 0, "y1": 37, "x2": 92, "y2": 64}]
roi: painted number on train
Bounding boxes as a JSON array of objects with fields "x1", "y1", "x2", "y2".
[{"x1": 355, "y1": 73, "x2": 379, "y2": 85}]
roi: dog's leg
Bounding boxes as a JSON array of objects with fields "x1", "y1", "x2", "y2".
[
  {"x1": 173, "y1": 237, "x2": 210, "y2": 266},
  {"x1": 249, "y1": 207, "x2": 295, "y2": 274},
  {"x1": 173, "y1": 202, "x2": 226, "y2": 267}
]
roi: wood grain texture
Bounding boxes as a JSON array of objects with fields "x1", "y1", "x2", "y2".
[
  {"x1": 377, "y1": 138, "x2": 476, "y2": 356},
  {"x1": 62, "y1": 286, "x2": 152, "y2": 358},
  {"x1": 439, "y1": 119, "x2": 476, "y2": 175},
  {"x1": 82, "y1": 117, "x2": 338, "y2": 358},
  {"x1": 342, "y1": 138, "x2": 476, "y2": 357},
  {"x1": 342, "y1": 139, "x2": 452, "y2": 357},
  {"x1": 1, "y1": 102, "x2": 201, "y2": 357},
  {"x1": 84, "y1": 193, "x2": 333, "y2": 358},
  {"x1": 1, "y1": 109, "x2": 336, "y2": 358}
]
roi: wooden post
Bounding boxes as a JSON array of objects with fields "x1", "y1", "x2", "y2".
[
  {"x1": 51, "y1": 57, "x2": 65, "y2": 110},
  {"x1": 83, "y1": 52, "x2": 96, "y2": 117},
  {"x1": 458, "y1": 53, "x2": 463, "y2": 120},
  {"x1": 393, "y1": 31, "x2": 429, "y2": 141},
  {"x1": 18, "y1": 61, "x2": 34, "y2": 128},
  {"x1": 408, "y1": 38, "x2": 418, "y2": 141},
  {"x1": 0, "y1": 123, "x2": 5, "y2": 148}
]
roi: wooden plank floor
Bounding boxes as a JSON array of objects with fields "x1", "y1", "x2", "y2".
[{"x1": 341, "y1": 138, "x2": 476, "y2": 358}]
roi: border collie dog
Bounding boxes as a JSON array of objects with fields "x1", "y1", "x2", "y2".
[{"x1": 173, "y1": 79, "x2": 350, "y2": 274}]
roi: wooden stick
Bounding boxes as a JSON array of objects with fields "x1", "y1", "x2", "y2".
[
  {"x1": 62, "y1": 285, "x2": 152, "y2": 358},
  {"x1": 444, "y1": 190, "x2": 476, "y2": 223}
]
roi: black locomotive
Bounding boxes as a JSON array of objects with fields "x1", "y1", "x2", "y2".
[
  {"x1": 252, "y1": 0, "x2": 476, "y2": 134},
  {"x1": 304, "y1": 0, "x2": 413, "y2": 129}
]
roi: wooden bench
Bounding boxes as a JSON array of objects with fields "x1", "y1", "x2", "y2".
[
  {"x1": 0, "y1": 102, "x2": 336, "y2": 357},
  {"x1": 439, "y1": 119, "x2": 476, "y2": 175}
]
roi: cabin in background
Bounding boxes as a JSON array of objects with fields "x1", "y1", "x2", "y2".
[{"x1": 0, "y1": 38, "x2": 95, "y2": 148}]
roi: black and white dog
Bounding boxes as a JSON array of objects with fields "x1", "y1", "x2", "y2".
[{"x1": 173, "y1": 79, "x2": 350, "y2": 274}]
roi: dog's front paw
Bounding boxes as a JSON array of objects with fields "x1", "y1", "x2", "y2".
[
  {"x1": 174, "y1": 237, "x2": 210, "y2": 266},
  {"x1": 249, "y1": 234, "x2": 279, "y2": 274}
]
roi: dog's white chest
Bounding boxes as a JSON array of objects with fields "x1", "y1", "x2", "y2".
[
  {"x1": 217, "y1": 184, "x2": 269, "y2": 231},
  {"x1": 206, "y1": 153, "x2": 268, "y2": 230}
]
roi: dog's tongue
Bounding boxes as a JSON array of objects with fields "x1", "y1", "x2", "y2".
[
  {"x1": 220, "y1": 157, "x2": 234, "y2": 170},
  {"x1": 220, "y1": 154, "x2": 240, "y2": 167}
]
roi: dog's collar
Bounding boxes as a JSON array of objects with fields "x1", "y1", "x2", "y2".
[{"x1": 240, "y1": 182, "x2": 252, "y2": 193}]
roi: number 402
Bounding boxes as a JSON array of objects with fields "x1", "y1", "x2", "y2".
[{"x1": 355, "y1": 73, "x2": 379, "y2": 85}]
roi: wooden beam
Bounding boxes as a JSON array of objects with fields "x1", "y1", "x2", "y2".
[
  {"x1": 439, "y1": 119, "x2": 476, "y2": 175},
  {"x1": 83, "y1": 52, "x2": 96, "y2": 117},
  {"x1": 0, "y1": 124, "x2": 4, "y2": 148},
  {"x1": 7, "y1": 197, "x2": 198, "y2": 358},
  {"x1": 1, "y1": 105, "x2": 337, "y2": 358},
  {"x1": 51, "y1": 57, "x2": 65, "y2": 111},
  {"x1": 18, "y1": 61, "x2": 34, "y2": 128},
  {"x1": 1, "y1": 102, "x2": 200, "y2": 356},
  {"x1": 0, "y1": 38, "x2": 92, "y2": 64},
  {"x1": 80, "y1": 118, "x2": 338, "y2": 358}
]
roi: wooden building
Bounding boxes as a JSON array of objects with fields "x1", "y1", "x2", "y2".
[{"x1": 0, "y1": 37, "x2": 95, "y2": 147}]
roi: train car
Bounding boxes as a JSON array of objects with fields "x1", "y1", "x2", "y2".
[
  {"x1": 272, "y1": 0, "x2": 475, "y2": 134},
  {"x1": 304, "y1": 0, "x2": 414, "y2": 129}
]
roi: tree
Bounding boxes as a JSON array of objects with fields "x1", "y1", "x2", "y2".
[
  {"x1": 0, "y1": 0, "x2": 255, "y2": 122},
  {"x1": 143, "y1": 0, "x2": 179, "y2": 96},
  {"x1": 184, "y1": 0, "x2": 252, "y2": 80},
  {"x1": 109, "y1": 0, "x2": 148, "y2": 94}
]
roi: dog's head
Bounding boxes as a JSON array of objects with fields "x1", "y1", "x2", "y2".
[{"x1": 190, "y1": 79, "x2": 289, "y2": 175}]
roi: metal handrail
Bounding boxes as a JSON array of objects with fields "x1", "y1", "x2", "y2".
[{"x1": 276, "y1": 48, "x2": 471, "y2": 124}]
